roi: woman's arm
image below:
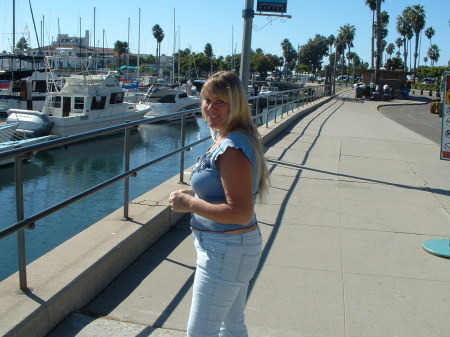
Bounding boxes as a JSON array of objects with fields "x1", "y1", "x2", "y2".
[{"x1": 169, "y1": 147, "x2": 254, "y2": 225}]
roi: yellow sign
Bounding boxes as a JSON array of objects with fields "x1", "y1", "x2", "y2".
[{"x1": 447, "y1": 91, "x2": 450, "y2": 105}]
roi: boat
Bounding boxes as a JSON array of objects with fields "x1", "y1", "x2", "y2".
[
  {"x1": 0, "y1": 70, "x2": 60, "y2": 116},
  {"x1": 0, "y1": 122, "x2": 52, "y2": 165},
  {"x1": 258, "y1": 85, "x2": 282, "y2": 104},
  {"x1": 134, "y1": 84, "x2": 201, "y2": 122},
  {"x1": 6, "y1": 71, "x2": 152, "y2": 138}
]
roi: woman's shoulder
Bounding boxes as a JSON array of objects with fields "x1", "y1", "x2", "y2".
[
  {"x1": 217, "y1": 131, "x2": 255, "y2": 162},
  {"x1": 224, "y1": 131, "x2": 249, "y2": 145}
]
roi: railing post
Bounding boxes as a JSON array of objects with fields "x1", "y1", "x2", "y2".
[
  {"x1": 179, "y1": 115, "x2": 186, "y2": 183},
  {"x1": 15, "y1": 157, "x2": 27, "y2": 290},
  {"x1": 123, "y1": 127, "x2": 131, "y2": 220}
]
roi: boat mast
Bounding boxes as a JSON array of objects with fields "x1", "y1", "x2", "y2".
[
  {"x1": 178, "y1": 25, "x2": 180, "y2": 84},
  {"x1": 12, "y1": 0, "x2": 16, "y2": 53},
  {"x1": 94, "y1": 7, "x2": 96, "y2": 70},
  {"x1": 127, "y1": 17, "x2": 130, "y2": 79},
  {"x1": 172, "y1": 8, "x2": 176, "y2": 83},
  {"x1": 137, "y1": 8, "x2": 141, "y2": 79},
  {"x1": 28, "y1": 0, "x2": 41, "y2": 54}
]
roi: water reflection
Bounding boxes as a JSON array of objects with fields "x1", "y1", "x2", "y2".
[{"x1": 0, "y1": 118, "x2": 211, "y2": 281}]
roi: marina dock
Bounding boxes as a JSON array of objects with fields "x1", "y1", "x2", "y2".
[{"x1": 1, "y1": 91, "x2": 450, "y2": 337}]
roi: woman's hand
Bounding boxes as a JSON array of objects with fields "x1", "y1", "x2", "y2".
[{"x1": 169, "y1": 189, "x2": 194, "y2": 213}]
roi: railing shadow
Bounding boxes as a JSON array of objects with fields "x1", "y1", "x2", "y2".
[{"x1": 248, "y1": 92, "x2": 349, "y2": 297}]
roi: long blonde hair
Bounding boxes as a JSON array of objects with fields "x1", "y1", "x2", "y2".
[{"x1": 201, "y1": 71, "x2": 268, "y2": 197}]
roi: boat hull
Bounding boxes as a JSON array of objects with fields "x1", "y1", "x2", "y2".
[{"x1": 50, "y1": 109, "x2": 148, "y2": 137}]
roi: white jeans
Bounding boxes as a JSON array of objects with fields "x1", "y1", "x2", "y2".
[{"x1": 187, "y1": 227, "x2": 262, "y2": 337}]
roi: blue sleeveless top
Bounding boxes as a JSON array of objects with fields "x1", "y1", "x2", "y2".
[{"x1": 190, "y1": 131, "x2": 259, "y2": 232}]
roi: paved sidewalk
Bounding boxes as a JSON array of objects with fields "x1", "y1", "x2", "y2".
[{"x1": 49, "y1": 94, "x2": 450, "y2": 337}]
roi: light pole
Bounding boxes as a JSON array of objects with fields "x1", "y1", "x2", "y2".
[{"x1": 239, "y1": 0, "x2": 254, "y2": 92}]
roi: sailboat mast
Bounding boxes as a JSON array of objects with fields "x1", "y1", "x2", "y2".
[
  {"x1": 28, "y1": 0, "x2": 41, "y2": 54},
  {"x1": 137, "y1": 8, "x2": 141, "y2": 79},
  {"x1": 172, "y1": 8, "x2": 175, "y2": 83},
  {"x1": 178, "y1": 25, "x2": 180, "y2": 83},
  {"x1": 94, "y1": 7, "x2": 96, "y2": 70},
  {"x1": 13, "y1": 0, "x2": 16, "y2": 52},
  {"x1": 127, "y1": 17, "x2": 130, "y2": 79}
]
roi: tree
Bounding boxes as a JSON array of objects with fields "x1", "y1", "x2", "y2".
[
  {"x1": 385, "y1": 57, "x2": 404, "y2": 70},
  {"x1": 250, "y1": 49, "x2": 281, "y2": 79},
  {"x1": 395, "y1": 37, "x2": 403, "y2": 58},
  {"x1": 423, "y1": 56, "x2": 428, "y2": 66},
  {"x1": 338, "y1": 24, "x2": 356, "y2": 78},
  {"x1": 396, "y1": 14, "x2": 413, "y2": 71},
  {"x1": 365, "y1": 0, "x2": 377, "y2": 68},
  {"x1": 427, "y1": 44, "x2": 440, "y2": 66},
  {"x1": 298, "y1": 35, "x2": 329, "y2": 74},
  {"x1": 15, "y1": 37, "x2": 28, "y2": 52},
  {"x1": 424, "y1": 27, "x2": 435, "y2": 47},
  {"x1": 365, "y1": 0, "x2": 383, "y2": 69},
  {"x1": 113, "y1": 41, "x2": 128, "y2": 67},
  {"x1": 385, "y1": 43, "x2": 395, "y2": 61},
  {"x1": 203, "y1": 43, "x2": 214, "y2": 75},
  {"x1": 280, "y1": 39, "x2": 297, "y2": 78},
  {"x1": 152, "y1": 24, "x2": 165, "y2": 75},
  {"x1": 327, "y1": 34, "x2": 335, "y2": 59},
  {"x1": 403, "y1": 5, "x2": 426, "y2": 82}
]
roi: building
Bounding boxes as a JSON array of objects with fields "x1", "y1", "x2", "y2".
[{"x1": 357, "y1": 69, "x2": 413, "y2": 90}]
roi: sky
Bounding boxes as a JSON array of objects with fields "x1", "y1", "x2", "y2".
[{"x1": 2, "y1": 0, "x2": 449, "y2": 67}]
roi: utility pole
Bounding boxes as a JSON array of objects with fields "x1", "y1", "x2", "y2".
[{"x1": 239, "y1": 0, "x2": 254, "y2": 92}]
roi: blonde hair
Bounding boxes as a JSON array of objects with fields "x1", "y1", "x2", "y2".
[{"x1": 201, "y1": 71, "x2": 268, "y2": 197}]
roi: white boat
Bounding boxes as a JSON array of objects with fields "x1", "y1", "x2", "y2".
[
  {"x1": 137, "y1": 84, "x2": 201, "y2": 122},
  {"x1": 258, "y1": 86, "x2": 281, "y2": 104},
  {"x1": 6, "y1": 71, "x2": 152, "y2": 138},
  {"x1": 0, "y1": 122, "x2": 51, "y2": 165},
  {"x1": 0, "y1": 70, "x2": 58, "y2": 116}
]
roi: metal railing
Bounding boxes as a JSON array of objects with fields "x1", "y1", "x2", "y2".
[{"x1": 0, "y1": 84, "x2": 330, "y2": 289}]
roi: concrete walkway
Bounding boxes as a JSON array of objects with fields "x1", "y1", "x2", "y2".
[{"x1": 48, "y1": 93, "x2": 450, "y2": 336}]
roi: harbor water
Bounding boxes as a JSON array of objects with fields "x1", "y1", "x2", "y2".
[{"x1": 0, "y1": 118, "x2": 212, "y2": 282}]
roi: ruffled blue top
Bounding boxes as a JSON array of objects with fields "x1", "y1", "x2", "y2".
[{"x1": 190, "y1": 131, "x2": 259, "y2": 232}]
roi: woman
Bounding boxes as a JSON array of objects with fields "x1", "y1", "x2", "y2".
[{"x1": 169, "y1": 71, "x2": 268, "y2": 336}]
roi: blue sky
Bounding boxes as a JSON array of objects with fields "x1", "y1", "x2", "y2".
[{"x1": 2, "y1": 0, "x2": 449, "y2": 67}]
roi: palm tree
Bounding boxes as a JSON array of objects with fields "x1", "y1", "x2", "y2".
[
  {"x1": 423, "y1": 56, "x2": 428, "y2": 66},
  {"x1": 396, "y1": 14, "x2": 413, "y2": 71},
  {"x1": 114, "y1": 41, "x2": 128, "y2": 67},
  {"x1": 424, "y1": 27, "x2": 435, "y2": 47},
  {"x1": 204, "y1": 43, "x2": 213, "y2": 75},
  {"x1": 385, "y1": 43, "x2": 395, "y2": 62},
  {"x1": 395, "y1": 37, "x2": 403, "y2": 58},
  {"x1": 365, "y1": 0, "x2": 377, "y2": 69},
  {"x1": 427, "y1": 44, "x2": 440, "y2": 66},
  {"x1": 338, "y1": 24, "x2": 356, "y2": 79},
  {"x1": 327, "y1": 34, "x2": 335, "y2": 59},
  {"x1": 152, "y1": 24, "x2": 165, "y2": 76},
  {"x1": 280, "y1": 38, "x2": 296, "y2": 78},
  {"x1": 374, "y1": 0, "x2": 382, "y2": 85},
  {"x1": 403, "y1": 5, "x2": 426, "y2": 82}
]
